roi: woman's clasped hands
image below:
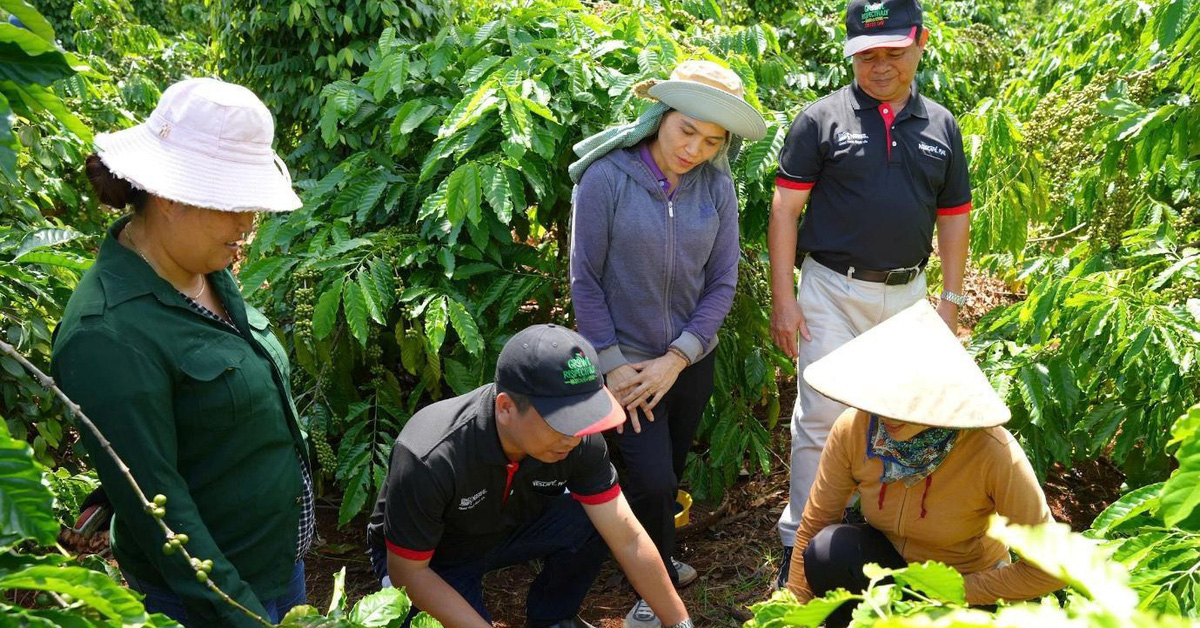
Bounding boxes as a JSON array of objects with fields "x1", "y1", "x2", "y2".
[{"x1": 605, "y1": 351, "x2": 689, "y2": 434}]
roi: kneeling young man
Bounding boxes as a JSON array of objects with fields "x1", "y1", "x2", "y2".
[{"x1": 367, "y1": 324, "x2": 693, "y2": 628}]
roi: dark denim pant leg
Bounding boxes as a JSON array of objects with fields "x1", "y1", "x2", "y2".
[
  {"x1": 261, "y1": 560, "x2": 307, "y2": 622},
  {"x1": 124, "y1": 569, "x2": 189, "y2": 624},
  {"x1": 616, "y1": 352, "x2": 716, "y2": 587},
  {"x1": 803, "y1": 524, "x2": 906, "y2": 628},
  {"x1": 124, "y1": 560, "x2": 305, "y2": 626},
  {"x1": 390, "y1": 495, "x2": 604, "y2": 628},
  {"x1": 486, "y1": 493, "x2": 608, "y2": 626}
]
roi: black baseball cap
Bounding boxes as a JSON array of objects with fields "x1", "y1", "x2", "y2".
[
  {"x1": 844, "y1": 0, "x2": 923, "y2": 57},
  {"x1": 495, "y1": 324, "x2": 625, "y2": 437}
]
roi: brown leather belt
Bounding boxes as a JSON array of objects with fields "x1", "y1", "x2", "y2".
[{"x1": 810, "y1": 253, "x2": 927, "y2": 285}]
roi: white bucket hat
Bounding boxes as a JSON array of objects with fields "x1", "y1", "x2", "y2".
[
  {"x1": 803, "y1": 300, "x2": 1011, "y2": 429},
  {"x1": 640, "y1": 60, "x2": 767, "y2": 141},
  {"x1": 94, "y1": 77, "x2": 302, "y2": 213}
]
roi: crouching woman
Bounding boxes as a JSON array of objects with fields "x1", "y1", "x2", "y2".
[{"x1": 787, "y1": 300, "x2": 1064, "y2": 627}]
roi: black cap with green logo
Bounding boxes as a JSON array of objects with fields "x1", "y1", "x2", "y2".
[
  {"x1": 495, "y1": 324, "x2": 625, "y2": 437},
  {"x1": 844, "y1": 0, "x2": 923, "y2": 57}
]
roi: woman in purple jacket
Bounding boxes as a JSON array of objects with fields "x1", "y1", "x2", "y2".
[{"x1": 569, "y1": 60, "x2": 766, "y2": 628}]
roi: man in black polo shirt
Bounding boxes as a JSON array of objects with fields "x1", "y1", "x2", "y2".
[
  {"x1": 366, "y1": 324, "x2": 692, "y2": 628},
  {"x1": 767, "y1": 0, "x2": 972, "y2": 588}
]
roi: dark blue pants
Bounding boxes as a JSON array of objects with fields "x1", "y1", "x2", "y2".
[
  {"x1": 370, "y1": 494, "x2": 607, "y2": 627},
  {"x1": 123, "y1": 559, "x2": 306, "y2": 626},
  {"x1": 616, "y1": 351, "x2": 716, "y2": 586}
]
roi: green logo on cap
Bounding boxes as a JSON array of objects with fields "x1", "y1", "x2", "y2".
[
  {"x1": 861, "y1": 1, "x2": 889, "y2": 28},
  {"x1": 562, "y1": 351, "x2": 597, "y2": 385}
]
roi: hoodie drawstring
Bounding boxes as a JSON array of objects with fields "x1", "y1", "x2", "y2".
[{"x1": 920, "y1": 475, "x2": 932, "y2": 519}]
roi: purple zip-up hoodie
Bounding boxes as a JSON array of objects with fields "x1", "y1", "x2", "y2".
[{"x1": 569, "y1": 145, "x2": 740, "y2": 373}]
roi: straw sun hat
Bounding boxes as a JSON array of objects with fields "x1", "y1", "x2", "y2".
[
  {"x1": 94, "y1": 77, "x2": 302, "y2": 213},
  {"x1": 803, "y1": 300, "x2": 1011, "y2": 429},
  {"x1": 636, "y1": 60, "x2": 767, "y2": 141}
]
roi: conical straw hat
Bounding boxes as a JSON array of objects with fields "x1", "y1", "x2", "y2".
[{"x1": 803, "y1": 300, "x2": 1011, "y2": 429}]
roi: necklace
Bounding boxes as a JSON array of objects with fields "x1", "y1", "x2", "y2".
[{"x1": 124, "y1": 225, "x2": 206, "y2": 300}]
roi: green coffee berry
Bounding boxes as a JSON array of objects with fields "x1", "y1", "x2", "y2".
[
  {"x1": 163, "y1": 542, "x2": 176, "y2": 555},
  {"x1": 153, "y1": 494, "x2": 168, "y2": 507},
  {"x1": 196, "y1": 571, "x2": 208, "y2": 583}
]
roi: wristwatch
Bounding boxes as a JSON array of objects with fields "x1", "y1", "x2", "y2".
[
  {"x1": 940, "y1": 290, "x2": 967, "y2": 307},
  {"x1": 665, "y1": 619, "x2": 694, "y2": 628}
]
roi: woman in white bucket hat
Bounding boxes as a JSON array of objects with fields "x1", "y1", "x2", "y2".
[
  {"x1": 51, "y1": 78, "x2": 311, "y2": 627},
  {"x1": 568, "y1": 59, "x2": 766, "y2": 628},
  {"x1": 784, "y1": 300, "x2": 1064, "y2": 627}
]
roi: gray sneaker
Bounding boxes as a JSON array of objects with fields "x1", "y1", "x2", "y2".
[
  {"x1": 672, "y1": 557, "x2": 698, "y2": 587},
  {"x1": 623, "y1": 598, "x2": 660, "y2": 628}
]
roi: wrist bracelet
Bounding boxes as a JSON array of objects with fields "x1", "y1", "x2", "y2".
[
  {"x1": 665, "y1": 619, "x2": 694, "y2": 628},
  {"x1": 667, "y1": 346, "x2": 692, "y2": 366},
  {"x1": 940, "y1": 290, "x2": 967, "y2": 307}
]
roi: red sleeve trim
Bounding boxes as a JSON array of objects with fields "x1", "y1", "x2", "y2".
[
  {"x1": 775, "y1": 177, "x2": 816, "y2": 191},
  {"x1": 937, "y1": 201, "x2": 972, "y2": 216},
  {"x1": 385, "y1": 539, "x2": 434, "y2": 561},
  {"x1": 572, "y1": 483, "x2": 622, "y2": 505}
]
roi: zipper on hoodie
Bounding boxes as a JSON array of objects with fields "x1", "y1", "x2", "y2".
[
  {"x1": 664, "y1": 197, "x2": 675, "y2": 348},
  {"x1": 632, "y1": 153, "x2": 687, "y2": 355}
]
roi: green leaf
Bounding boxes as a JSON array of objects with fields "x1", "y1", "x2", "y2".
[
  {"x1": 0, "y1": 1, "x2": 56, "y2": 43},
  {"x1": 2, "y1": 80, "x2": 91, "y2": 141},
  {"x1": 328, "y1": 567, "x2": 347, "y2": 616},
  {"x1": 348, "y1": 587, "x2": 412, "y2": 626},
  {"x1": 331, "y1": 168, "x2": 389, "y2": 222},
  {"x1": 1090, "y1": 482, "x2": 1164, "y2": 534},
  {"x1": 11, "y1": 250, "x2": 91, "y2": 270},
  {"x1": 11, "y1": 227, "x2": 83, "y2": 260},
  {"x1": 0, "y1": 565, "x2": 148, "y2": 620},
  {"x1": 0, "y1": 24, "x2": 74, "y2": 86},
  {"x1": 236, "y1": 256, "x2": 291, "y2": 294},
  {"x1": 1162, "y1": 405, "x2": 1200, "y2": 527},
  {"x1": 445, "y1": 162, "x2": 482, "y2": 226},
  {"x1": 343, "y1": 280, "x2": 370, "y2": 346},
  {"x1": 425, "y1": 296, "x2": 448, "y2": 353},
  {"x1": 446, "y1": 298, "x2": 484, "y2": 355},
  {"x1": 312, "y1": 281, "x2": 344, "y2": 341},
  {"x1": 357, "y1": 271, "x2": 386, "y2": 325},
  {"x1": 872, "y1": 561, "x2": 966, "y2": 604},
  {"x1": 438, "y1": 82, "x2": 499, "y2": 139},
  {"x1": 753, "y1": 588, "x2": 857, "y2": 627},
  {"x1": 0, "y1": 421, "x2": 57, "y2": 548},
  {"x1": 392, "y1": 99, "x2": 439, "y2": 136},
  {"x1": 987, "y1": 515, "x2": 1137, "y2": 609},
  {"x1": 480, "y1": 163, "x2": 512, "y2": 223}
]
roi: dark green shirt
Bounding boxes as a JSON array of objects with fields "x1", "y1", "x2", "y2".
[{"x1": 51, "y1": 216, "x2": 309, "y2": 626}]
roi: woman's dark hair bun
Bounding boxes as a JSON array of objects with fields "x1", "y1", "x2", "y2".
[{"x1": 85, "y1": 153, "x2": 145, "y2": 210}]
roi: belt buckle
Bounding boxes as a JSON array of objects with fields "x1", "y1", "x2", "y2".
[{"x1": 884, "y1": 268, "x2": 914, "y2": 285}]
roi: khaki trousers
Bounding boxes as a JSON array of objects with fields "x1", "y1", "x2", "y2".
[{"x1": 777, "y1": 256, "x2": 926, "y2": 546}]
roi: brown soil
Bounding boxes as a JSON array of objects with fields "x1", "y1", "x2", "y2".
[{"x1": 1042, "y1": 457, "x2": 1127, "y2": 532}]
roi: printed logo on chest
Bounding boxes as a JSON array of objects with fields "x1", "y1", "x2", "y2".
[
  {"x1": 532, "y1": 479, "x2": 567, "y2": 488},
  {"x1": 918, "y1": 141, "x2": 948, "y2": 159},
  {"x1": 836, "y1": 131, "x2": 870, "y2": 147},
  {"x1": 458, "y1": 488, "x2": 488, "y2": 510}
]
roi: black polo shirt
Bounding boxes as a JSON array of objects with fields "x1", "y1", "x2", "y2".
[
  {"x1": 776, "y1": 82, "x2": 972, "y2": 270},
  {"x1": 366, "y1": 384, "x2": 620, "y2": 565}
]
